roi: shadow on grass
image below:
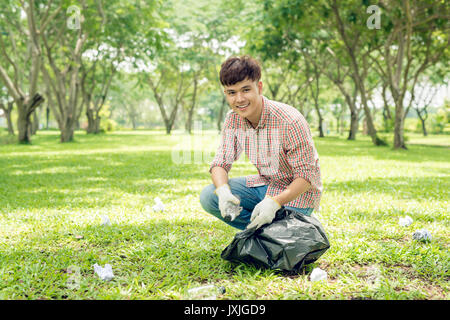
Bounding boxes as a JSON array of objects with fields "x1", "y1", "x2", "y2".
[
  {"x1": 0, "y1": 217, "x2": 296, "y2": 299},
  {"x1": 0, "y1": 150, "x2": 211, "y2": 211}
]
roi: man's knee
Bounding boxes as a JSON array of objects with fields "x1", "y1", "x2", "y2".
[{"x1": 199, "y1": 184, "x2": 217, "y2": 212}]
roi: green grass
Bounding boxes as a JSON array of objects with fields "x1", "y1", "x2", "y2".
[{"x1": 0, "y1": 130, "x2": 448, "y2": 300}]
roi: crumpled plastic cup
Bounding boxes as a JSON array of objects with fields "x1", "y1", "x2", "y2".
[
  {"x1": 93, "y1": 263, "x2": 114, "y2": 281},
  {"x1": 186, "y1": 285, "x2": 226, "y2": 300},
  {"x1": 399, "y1": 215, "x2": 413, "y2": 227},
  {"x1": 310, "y1": 267, "x2": 327, "y2": 282},
  {"x1": 152, "y1": 197, "x2": 165, "y2": 212},
  {"x1": 223, "y1": 202, "x2": 243, "y2": 222},
  {"x1": 412, "y1": 229, "x2": 432, "y2": 242},
  {"x1": 101, "y1": 215, "x2": 112, "y2": 226}
]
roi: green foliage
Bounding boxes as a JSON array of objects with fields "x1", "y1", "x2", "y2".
[{"x1": 430, "y1": 108, "x2": 448, "y2": 134}]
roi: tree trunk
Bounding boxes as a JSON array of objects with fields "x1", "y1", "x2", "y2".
[
  {"x1": 217, "y1": 95, "x2": 226, "y2": 132},
  {"x1": 17, "y1": 94, "x2": 45, "y2": 144},
  {"x1": 125, "y1": 104, "x2": 138, "y2": 130},
  {"x1": 348, "y1": 109, "x2": 359, "y2": 140},
  {"x1": 86, "y1": 107, "x2": 96, "y2": 133},
  {"x1": 165, "y1": 122, "x2": 173, "y2": 134},
  {"x1": 6, "y1": 111, "x2": 15, "y2": 135},
  {"x1": 46, "y1": 107, "x2": 50, "y2": 129},
  {"x1": 381, "y1": 83, "x2": 392, "y2": 124},
  {"x1": 60, "y1": 117, "x2": 75, "y2": 142},
  {"x1": 17, "y1": 108, "x2": 33, "y2": 144},
  {"x1": 31, "y1": 110, "x2": 39, "y2": 135},
  {"x1": 86, "y1": 112, "x2": 101, "y2": 134},
  {"x1": 185, "y1": 75, "x2": 198, "y2": 135},
  {"x1": 420, "y1": 117, "x2": 427, "y2": 136},
  {"x1": 94, "y1": 115, "x2": 101, "y2": 133},
  {"x1": 393, "y1": 100, "x2": 407, "y2": 149},
  {"x1": 317, "y1": 114, "x2": 324, "y2": 137},
  {"x1": 354, "y1": 75, "x2": 385, "y2": 145},
  {"x1": 0, "y1": 102, "x2": 15, "y2": 135},
  {"x1": 61, "y1": 126, "x2": 74, "y2": 142},
  {"x1": 416, "y1": 108, "x2": 428, "y2": 137},
  {"x1": 393, "y1": 119, "x2": 406, "y2": 149},
  {"x1": 185, "y1": 108, "x2": 194, "y2": 134}
]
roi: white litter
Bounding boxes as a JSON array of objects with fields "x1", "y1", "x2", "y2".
[
  {"x1": 93, "y1": 263, "x2": 114, "y2": 281},
  {"x1": 101, "y1": 215, "x2": 111, "y2": 226},
  {"x1": 412, "y1": 229, "x2": 432, "y2": 242},
  {"x1": 310, "y1": 267, "x2": 327, "y2": 282},
  {"x1": 224, "y1": 202, "x2": 242, "y2": 222},
  {"x1": 152, "y1": 197, "x2": 165, "y2": 212},
  {"x1": 186, "y1": 285, "x2": 225, "y2": 300},
  {"x1": 398, "y1": 215, "x2": 413, "y2": 227}
]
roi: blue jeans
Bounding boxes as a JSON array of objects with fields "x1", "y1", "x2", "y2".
[{"x1": 199, "y1": 177, "x2": 314, "y2": 230}]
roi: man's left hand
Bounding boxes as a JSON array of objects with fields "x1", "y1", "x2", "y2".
[{"x1": 247, "y1": 197, "x2": 281, "y2": 230}]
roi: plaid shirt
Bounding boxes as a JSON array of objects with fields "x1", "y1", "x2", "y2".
[{"x1": 210, "y1": 96, "x2": 322, "y2": 210}]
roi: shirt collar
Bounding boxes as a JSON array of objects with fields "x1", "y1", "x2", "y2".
[
  {"x1": 258, "y1": 96, "x2": 270, "y2": 129},
  {"x1": 244, "y1": 96, "x2": 269, "y2": 130}
]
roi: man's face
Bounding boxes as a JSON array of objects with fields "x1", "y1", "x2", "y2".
[{"x1": 223, "y1": 78, "x2": 263, "y2": 123}]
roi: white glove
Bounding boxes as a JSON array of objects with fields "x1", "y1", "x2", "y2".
[
  {"x1": 215, "y1": 184, "x2": 241, "y2": 221},
  {"x1": 247, "y1": 197, "x2": 281, "y2": 230}
]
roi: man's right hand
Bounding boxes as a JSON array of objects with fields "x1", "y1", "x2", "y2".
[{"x1": 214, "y1": 184, "x2": 241, "y2": 221}]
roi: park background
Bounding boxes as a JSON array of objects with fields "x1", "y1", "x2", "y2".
[{"x1": 0, "y1": 0, "x2": 449, "y2": 300}]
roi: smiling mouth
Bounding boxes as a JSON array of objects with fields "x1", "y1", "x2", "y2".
[{"x1": 236, "y1": 103, "x2": 249, "y2": 110}]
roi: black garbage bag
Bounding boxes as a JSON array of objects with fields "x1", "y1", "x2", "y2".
[{"x1": 221, "y1": 208, "x2": 330, "y2": 272}]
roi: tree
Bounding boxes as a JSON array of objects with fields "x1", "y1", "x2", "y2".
[
  {"x1": 81, "y1": 45, "x2": 120, "y2": 134},
  {"x1": 330, "y1": 97, "x2": 346, "y2": 135},
  {"x1": 40, "y1": 0, "x2": 91, "y2": 142},
  {"x1": 329, "y1": 0, "x2": 385, "y2": 146},
  {"x1": 369, "y1": 0, "x2": 449, "y2": 148},
  {"x1": 79, "y1": 0, "x2": 159, "y2": 134},
  {"x1": 0, "y1": 0, "x2": 59, "y2": 143},
  {"x1": 304, "y1": 56, "x2": 325, "y2": 137},
  {"x1": 0, "y1": 100, "x2": 14, "y2": 135},
  {"x1": 250, "y1": 0, "x2": 384, "y2": 144},
  {"x1": 412, "y1": 78, "x2": 446, "y2": 136}
]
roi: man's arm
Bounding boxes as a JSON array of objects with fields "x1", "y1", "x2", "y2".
[
  {"x1": 272, "y1": 177, "x2": 311, "y2": 206},
  {"x1": 211, "y1": 166, "x2": 229, "y2": 188}
]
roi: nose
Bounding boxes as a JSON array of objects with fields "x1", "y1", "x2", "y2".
[{"x1": 235, "y1": 91, "x2": 245, "y2": 103}]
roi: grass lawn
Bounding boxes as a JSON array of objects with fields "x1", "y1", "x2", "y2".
[{"x1": 0, "y1": 129, "x2": 448, "y2": 300}]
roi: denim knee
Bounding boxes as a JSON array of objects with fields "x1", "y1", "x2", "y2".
[{"x1": 199, "y1": 184, "x2": 217, "y2": 213}]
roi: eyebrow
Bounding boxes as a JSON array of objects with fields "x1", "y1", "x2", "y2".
[{"x1": 226, "y1": 85, "x2": 251, "y2": 93}]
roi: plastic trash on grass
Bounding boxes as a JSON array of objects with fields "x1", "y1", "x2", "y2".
[
  {"x1": 223, "y1": 202, "x2": 243, "y2": 222},
  {"x1": 310, "y1": 267, "x2": 327, "y2": 282},
  {"x1": 101, "y1": 215, "x2": 112, "y2": 226},
  {"x1": 93, "y1": 263, "x2": 114, "y2": 281},
  {"x1": 412, "y1": 229, "x2": 432, "y2": 242},
  {"x1": 398, "y1": 215, "x2": 413, "y2": 227},
  {"x1": 152, "y1": 197, "x2": 165, "y2": 212},
  {"x1": 186, "y1": 285, "x2": 226, "y2": 300}
]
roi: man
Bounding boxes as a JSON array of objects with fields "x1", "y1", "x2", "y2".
[{"x1": 200, "y1": 55, "x2": 322, "y2": 230}]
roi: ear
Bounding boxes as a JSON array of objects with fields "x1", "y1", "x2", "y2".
[{"x1": 258, "y1": 81, "x2": 263, "y2": 94}]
